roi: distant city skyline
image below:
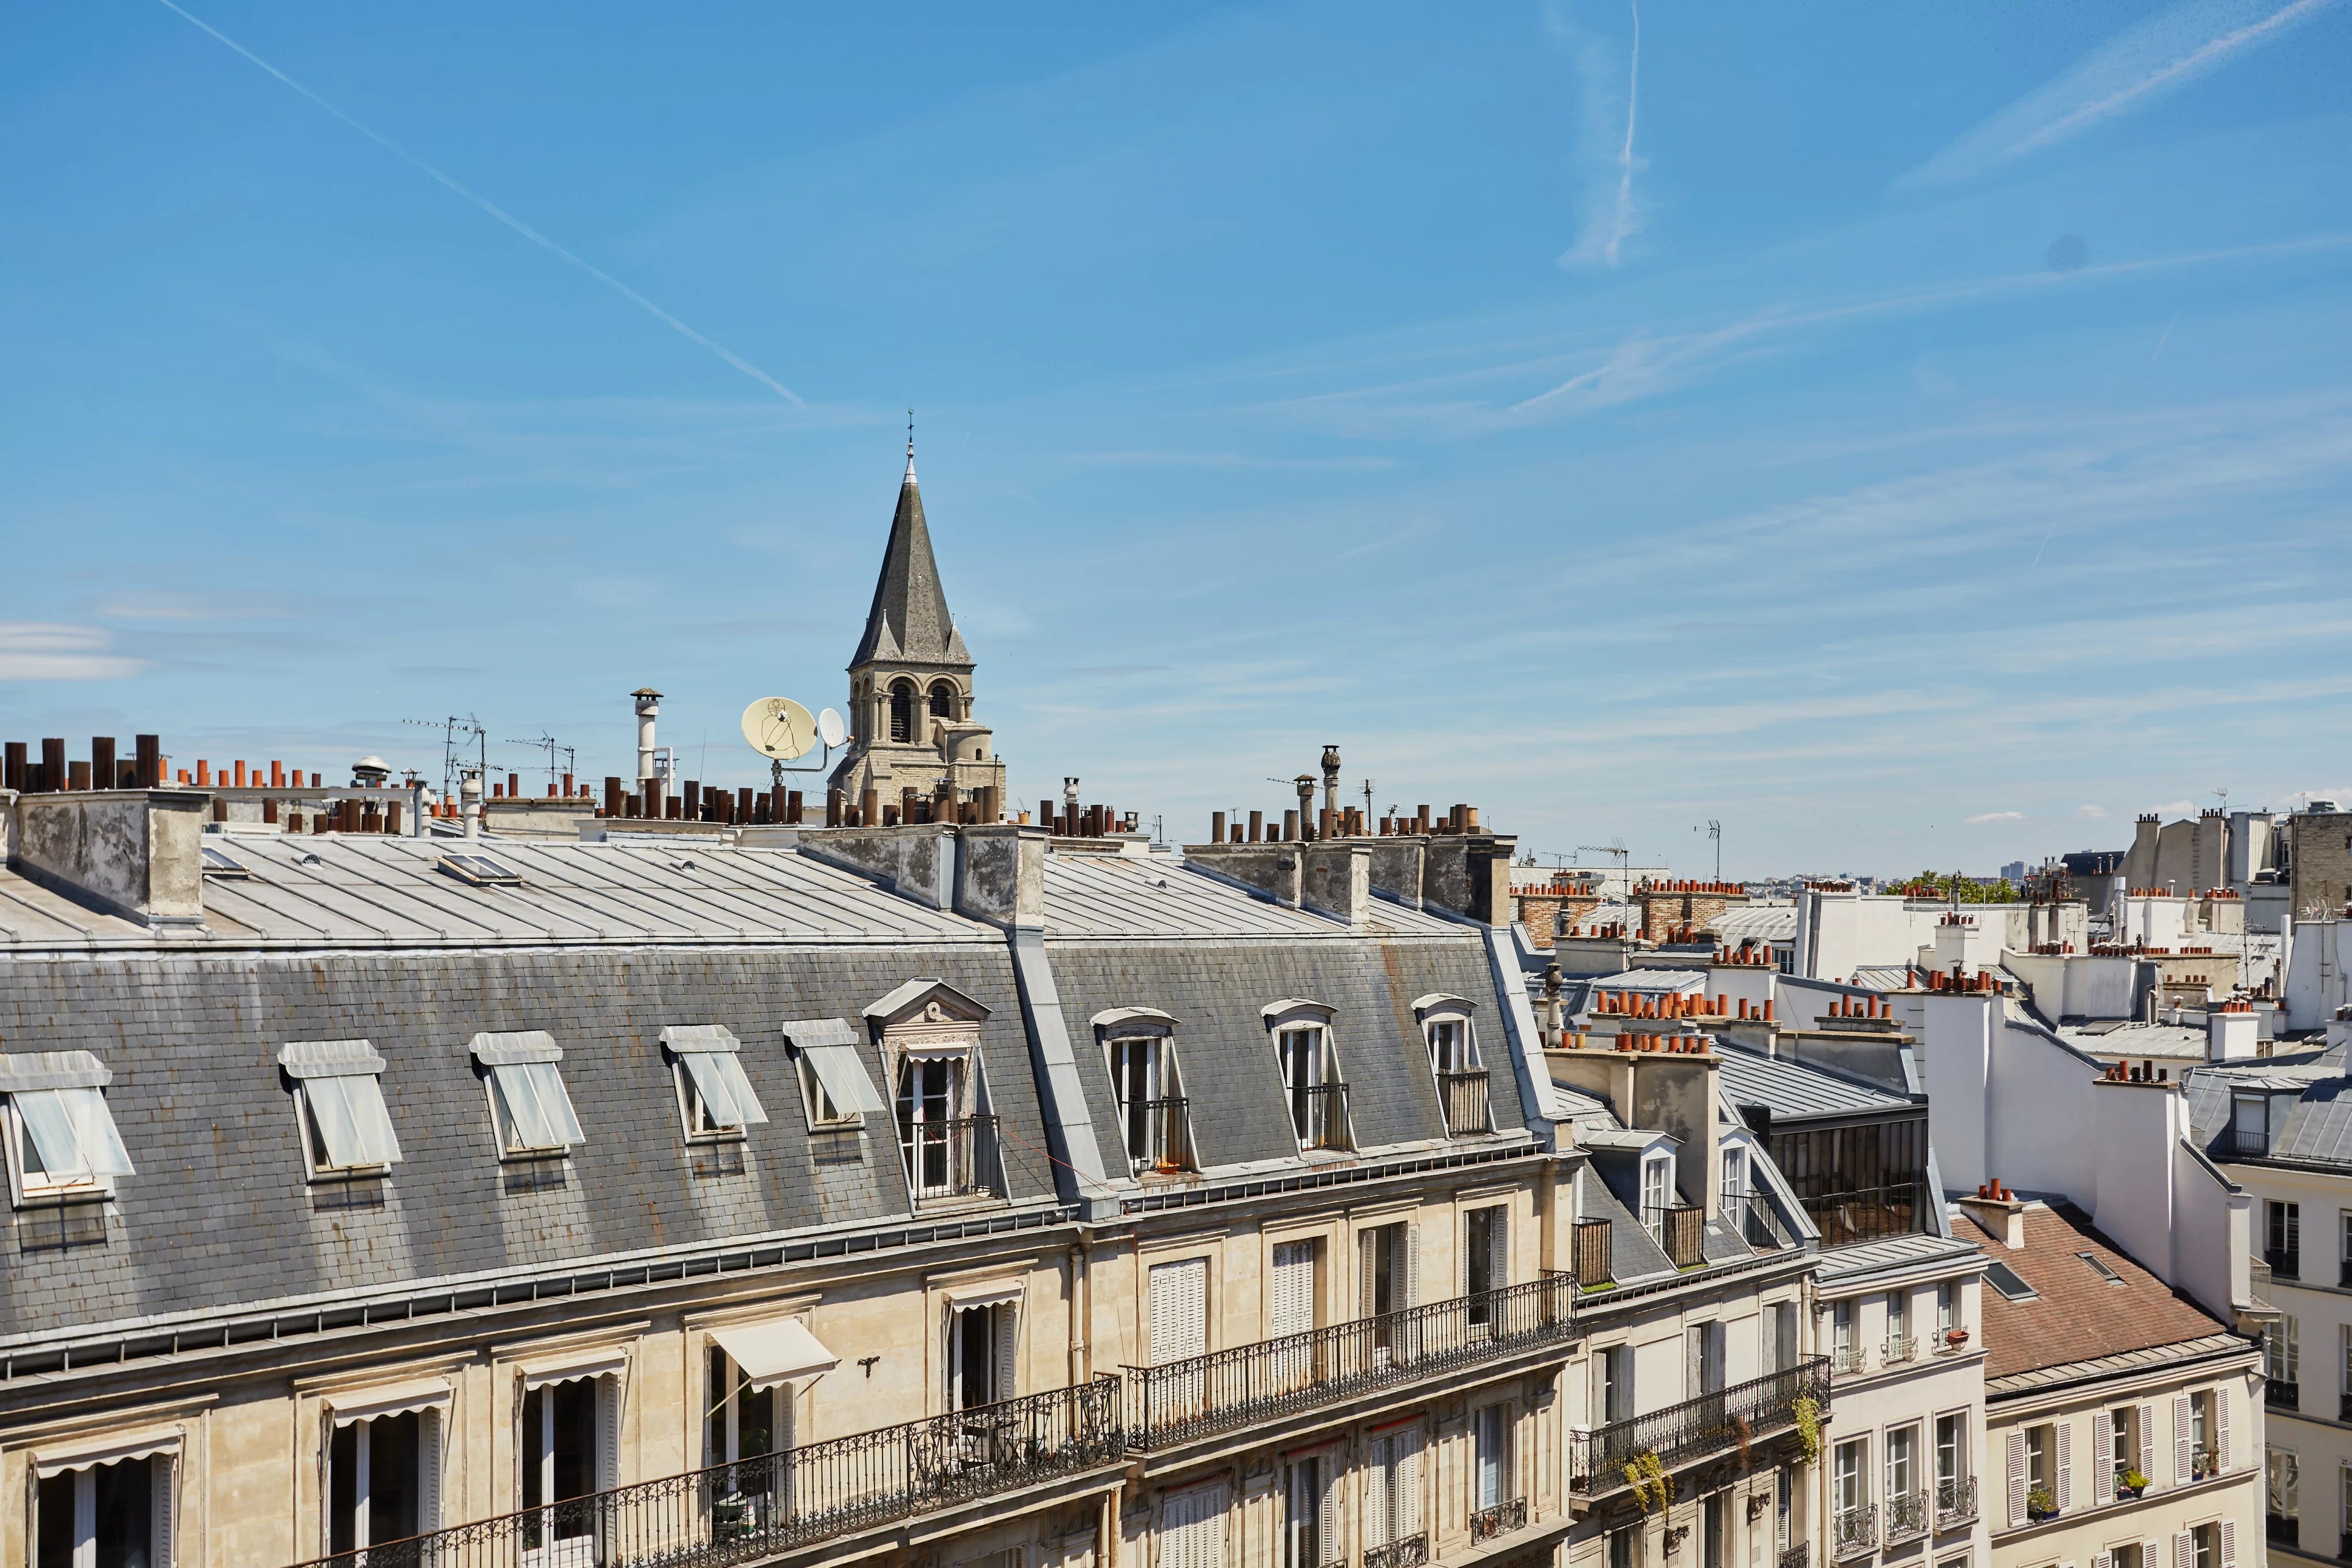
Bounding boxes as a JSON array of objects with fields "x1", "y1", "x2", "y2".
[{"x1": 4, "y1": 3, "x2": 2349, "y2": 876}]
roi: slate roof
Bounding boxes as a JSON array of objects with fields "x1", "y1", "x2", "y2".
[
  {"x1": 0, "y1": 836, "x2": 997, "y2": 951},
  {"x1": 1715, "y1": 1046, "x2": 1921, "y2": 1121},
  {"x1": 850, "y1": 458, "x2": 970, "y2": 669},
  {"x1": 2184, "y1": 1052, "x2": 2352, "y2": 1166},
  {"x1": 1960, "y1": 1201, "x2": 2229, "y2": 1381},
  {"x1": 0, "y1": 940, "x2": 1059, "y2": 1345},
  {"x1": 1045, "y1": 932, "x2": 1531, "y2": 1175}
]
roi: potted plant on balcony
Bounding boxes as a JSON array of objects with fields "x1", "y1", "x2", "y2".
[
  {"x1": 1626, "y1": 1450, "x2": 1674, "y2": 1515},
  {"x1": 2117, "y1": 1469, "x2": 2149, "y2": 1500},
  {"x1": 2026, "y1": 1485, "x2": 2059, "y2": 1523},
  {"x1": 1793, "y1": 1396, "x2": 1824, "y2": 1466}
]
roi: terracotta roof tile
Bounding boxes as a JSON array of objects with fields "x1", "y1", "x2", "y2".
[{"x1": 1964, "y1": 1201, "x2": 2229, "y2": 1380}]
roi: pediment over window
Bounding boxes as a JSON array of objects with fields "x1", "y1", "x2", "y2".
[{"x1": 864, "y1": 979, "x2": 991, "y2": 1031}]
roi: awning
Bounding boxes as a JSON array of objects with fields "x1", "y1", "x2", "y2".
[
  {"x1": 327, "y1": 1376, "x2": 451, "y2": 1428},
  {"x1": 276, "y1": 1039, "x2": 386, "y2": 1079},
  {"x1": 519, "y1": 1346, "x2": 628, "y2": 1391},
  {"x1": 0, "y1": 1051, "x2": 110, "y2": 1093},
  {"x1": 797, "y1": 1042, "x2": 889, "y2": 1117},
  {"x1": 470, "y1": 1031, "x2": 562, "y2": 1066},
  {"x1": 709, "y1": 1318, "x2": 839, "y2": 1392},
  {"x1": 660, "y1": 1025, "x2": 741, "y2": 1054},
  {"x1": 945, "y1": 1280, "x2": 1024, "y2": 1310},
  {"x1": 33, "y1": 1424, "x2": 182, "y2": 1479}
]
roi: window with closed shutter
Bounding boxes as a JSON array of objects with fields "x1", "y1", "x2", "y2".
[
  {"x1": 1163, "y1": 1482, "x2": 1228, "y2": 1568},
  {"x1": 1149, "y1": 1259, "x2": 1209, "y2": 1364},
  {"x1": 1271, "y1": 1241, "x2": 1316, "y2": 1338}
]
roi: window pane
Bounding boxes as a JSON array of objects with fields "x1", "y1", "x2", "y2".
[
  {"x1": 17, "y1": 1090, "x2": 90, "y2": 1177},
  {"x1": 680, "y1": 1053, "x2": 745, "y2": 1129},
  {"x1": 305, "y1": 1077, "x2": 368, "y2": 1168}
]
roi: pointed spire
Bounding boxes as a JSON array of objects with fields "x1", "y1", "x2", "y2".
[{"x1": 851, "y1": 429, "x2": 968, "y2": 669}]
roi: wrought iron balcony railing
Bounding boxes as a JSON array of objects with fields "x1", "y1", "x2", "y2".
[
  {"x1": 1572, "y1": 1216, "x2": 1615, "y2": 1287},
  {"x1": 1882, "y1": 1335, "x2": 1917, "y2": 1367},
  {"x1": 2226, "y1": 1129, "x2": 2268, "y2": 1160},
  {"x1": 899, "y1": 1114, "x2": 1001, "y2": 1203},
  {"x1": 2267, "y1": 1246, "x2": 2300, "y2": 1281},
  {"x1": 1569, "y1": 1357, "x2": 1832, "y2": 1497},
  {"x1": 1290, "y1": 1082, "x2": 1352, "y2": 1151},
  {"x1": 1833, "y1": 1504, "x2": 1878, "y2": 1559},
  {"x1": 1724, "y1": 1194, "x2": 1792, "y2": 1251},
  {"x1": 2269, "y1": 1378, "x2": 2300, "y2": 1411},
  {"x1": 1831, "y1": 1343, "x2": 1870, "y2": 1376},
  {"x1": 1778, "y1": 1545, "x2": 1811, "y2": 1568},
  {"x1": 1645, "y1": 1201, "x2": 1705, "y2": 1268},
  {"x1": 1470, "y1": 1497, "x2": 1529, "y2": 1543},
  {"x1": 2268, "y1": 1515, "x2": 2299, "y2": 1547},
  {"x1": 1125, "y1": 1273, "x2": 1576, "y2": 1449},
  {"x1": 1884, "y1": 1490, "x2": 1929, "y2": 1543},
  {"x1": 1935, "y1": 1475, "x2": 1979, "y2": 1526},
  {"x1": 1120, "y1": 1097, "x2": 1195, "y2": 1174},
  {"x1": 1365, "y1": 1536, "x2": 1430, "y2": 1568},
  {"x1": 288, "y1": 1375, "x2": 1124, "y2": 1568},
  {"x1": 1438, "y1": 1069, "x2": 1492, "y2": 1136}
]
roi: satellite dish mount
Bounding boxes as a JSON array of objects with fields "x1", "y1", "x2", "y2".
[{"x1": 741, "y1": 698, "x2": 847, "y2": 784}]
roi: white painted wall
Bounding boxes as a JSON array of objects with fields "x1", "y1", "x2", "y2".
[
  {"x1": 2003, "y1": 952, "x2": 2144, "y2": 1023},
  {"x1": 2281, "y1": 916, "x2": 2352, "y2": 1029}
]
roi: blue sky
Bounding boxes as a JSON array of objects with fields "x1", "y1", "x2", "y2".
[{"x1": 4, "y1": 2, "x2": 2350, "y2": 876}]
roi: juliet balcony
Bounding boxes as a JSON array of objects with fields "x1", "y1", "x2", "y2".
[
  {"x1": 288, "y1": 1377, "x2": 1125, "y2": 1568},
  {"x1": 1125, "y1": 1275, "x2": 1579, "y2": 1451},
  {"x1": 1568, "y1": 1358, "x2": 1832, "y2": 1503},
  {"x1": 1438, "y1": 1068, "x2": 1494, "y2": 1136}
]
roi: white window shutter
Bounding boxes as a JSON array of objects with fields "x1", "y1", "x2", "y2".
[
  {"x1": 993, "y1": 1303, "x2": 1021, "y2": 1403},
  {"x1": 1317, "y1": 1461, "x2": 1337, "y2": 1563},
  {"x1": 2094, "y1": 1551, "x2": 2112, "y2": 1568},
  {"x1": 1397, "y1": 1423, "x2": 1426, "y2": 1538},
  {"x1": 152, "y1": 1455, "x2": 176, "y2": 1568},
  {"x1": 1492, "y1": 1208, "x2": 1510, "y2": 1294},
  {"x1": 2056, "y1": 1420, "x2": 2072, "y2": 1509},
  {"x1": 2174, "y1": 1531, "x2": 2193, "y2": 1568},
  {"x1": 1405, "y1": 1223, "x2": 1421, "y2": 1309},
  {"x1": 2144, "y1": 1538, "x2": 2161, "y2": 1568},
  {"x1": 1360, "y1": 1229, "x2": 1379, "y2": 1319},
  {"x1": 596, "y1": 1374, "x2": 621, "y2": 1492},
  {"x1": 2137, "y1": 1404, "x2": 2154, "y2": 1488},
  {"x1": 2221, "y1": 1519, "x2": 2235, "y2": 1568},
  {"x1": 2173, "y1": 1396, "x2": 2191, "y2": 1484},
  {"x1": 1365, "y1": 1435, "x2": 1391, "y2": 1547},
  {"x1": 2215, "y1": 1389, "x2": 2230, "y2": 1474},
  {"x1": 420, "y1": 1407, "x2": 444, "y2": 1532},
  {"x1": 2008, "y1": 1432, "x2": 2028, "y2": 1526}
]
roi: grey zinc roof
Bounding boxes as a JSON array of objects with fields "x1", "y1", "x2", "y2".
[
  {"x1": 1044, "y1": 854, "x2": 1465, "y2": 940},
  {"x1": 1815, "y1": 1230, "x2": 1981, "y2": 1286},
  {"x1": 1715, "y1": 1046, "x2": 1920, "y2": 1121},
  {"x1": 2058, "y1": 1021, "x2": 2208, "y2": 1059},
  {"x1": 1044, "y1": 934, "x2": 1530, "y2": 1174},
  {"x1": 1573, "y1": 1164, "x2": 1677, "y2": 1283},
  {"x1": 0, "y1": 940, "x2": 1055, "y2": 1344},
  {"x1": 1712, "y1": 903, "x2": 1798, "y2": 943},
  {"x1": 0, "y1": 837, "x2": 1000, "y2": 951},
  {"x1": 2185, "y1": 1057, "x2": 2352, "y2": 1166}
]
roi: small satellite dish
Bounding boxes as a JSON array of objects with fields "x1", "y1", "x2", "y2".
[
  {"x1": 742, "y1": 698, "x2": 819, "y2": 762},
  {"x1": 817, "y1": 707, "x2": 847, "y2": 749}
]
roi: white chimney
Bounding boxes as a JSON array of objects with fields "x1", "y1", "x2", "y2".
[
  {"x1": 2208, "y1": 1002, "x2": 2258, "y2": 1062},
  {"x1": 633, "y1": 688, "x2": 662, "y2": 786},
  {"x1": 459, "y1": 769, "x2": 483, "y2": 840}
]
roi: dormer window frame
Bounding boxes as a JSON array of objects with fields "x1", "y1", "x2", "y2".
[
  {"x1": 782, "y1": 1019, "x2": 889, "y2": 1133},
  {"x1": 1413, "y1": 993, "x2": 1490, "y2": 1137},
  {"x1": 865, "y1": 981, "x2": 1003, "y2": 1207},
  {"x1": 661, "y1": 1026, "x2": 769, "y2": 1147},
  {"x1": 1262, "y1": 1000, "x2": 1353, "y2": 1153},
  {"x1": 469, "y1": 1032, "x2": 588, "y2": 1162},
  {"x1": 278, "y1": 1039, "x2": 404, "y2": 1181},
  {"x1": 0, "y1": 1051, "x2": 136, "y2": 1209},
  {"x1": 1093, "y1": 1006, "x2": 1194, "y2": 1175}
]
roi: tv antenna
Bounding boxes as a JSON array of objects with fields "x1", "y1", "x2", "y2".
[
  {"x1": 1697, "y1": 819, "x2": 1722, "y2": 880},
  {"x1": 402, "y1": 714, "x2": 485, "y2": 804},
  {"x1": 1577, "y1": 839, "x2": 1629, "y2": 866},
  {"x1": 505, "y1": 733, "x2": 576, "y2": 795}
]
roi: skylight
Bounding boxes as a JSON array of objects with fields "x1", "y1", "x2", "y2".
[
  {"x1": 199, "y1": 845, "x2": 250, "y2": 877},
  {"x1": 438, "y1": 853, "x2": 523, "y2": 886},
  {"x1": 2077, "y1": 1250, "x2": 2123, "y2": 1284},
  {"x1": 1984, "y1": 1261, "x2": 2038, "y2": 1302}
]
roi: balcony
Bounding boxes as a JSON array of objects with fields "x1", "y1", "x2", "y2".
[
  {"x1": 899, "y1": 1114, "x2": 1001, "y2": 1203},
  {"x1": 1833, "y1": 1504, "x2": 1878, "y2": 1559},
  {"x1": 1572, "y1": 1217, "x2": 1615, "y2": 1288},
  {"x1": 1779, "y1": 1547, "x2": 1811, "y2": 1568},
  {"x1": 1366, "y1": 1538, "x2": 1430, "y2": 1568},
  {"x1": 1120, "y1": 1097, "x2": 1194, "y2": 1175},
  {"x1": 1125, "y1": 1275, "x2": 1576, "y2": 1450},
  {"x1": 1291, "y1": 1083, "x2": 1352, "y2": 1152},
  {"x1": 1569, "y1": 1358, "x2": 1832, "y2": 1500},
  {"x1": 1471, "y1": 1497, "x2": 1529, "y2": 1543},
  {"x1": 289, "y1": 1376, "x2": 1124, "y2": 1568},
  {"x1": 1935, "y1": 1476, "x2": 1979, "y2": 1528},
  {"x1": 1881, "y1": 1336, "x2": 1917, "y2": 1368},
  {"x1": 1644, "y1": 1202, "x2": 1705, "y2": 1268},
  {"x1": 1438, "y1": 1069, "x2": 1493, "y2": 1136},
  {"x1": 2270, "y1": 1379, "x2": 2300, "y2": 1412},
  {"x1": 2268, "y1": 1246, "x2": 2301, "y2": 1281},
  {"x1": 1831, "y1": 1344, "x2": 1870, "y2": 1377},
  {"x1": 1724, "y1": 1195, "x2": 1793, "y2": 1251},
  {"x1": 2269, "y1": 1515, "x2": 2299, "y2": 1548},
  {"x1": 1884, "y1": 1490, "x2": 1928, "y2": 1544}
]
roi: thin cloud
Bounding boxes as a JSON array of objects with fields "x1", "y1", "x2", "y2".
[
  {"x1": 1553, "y1": 0, "x2": 1646, "y2": 269},
  {"x1": 1965, "y1": 810, "x2": 2025, "y2": 826},
  {"x1": 0, "y1": 624, "x2": 146, "y2": 681},
  {"x1": 1897, "y1": 0, "x2": 2338, "y2": 190},
  {"x1": 98, "y1": 591, "x2": 284, "y2": 622},
  {"x1": 152, "y1": 0, "x2": 804, "y2": 406},
  {"x1": 2078, "y1": 804, "x2": 2111, "y2": 820}
]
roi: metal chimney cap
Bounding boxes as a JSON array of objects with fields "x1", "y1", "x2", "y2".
[{"x1": 632, "y1": 687, "x2": 663, "y2": 698}]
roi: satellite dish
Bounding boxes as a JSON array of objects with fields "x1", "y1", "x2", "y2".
[
  {"x1": 742, "y1": 698, "x2": 819, "y2": 761},
  {"x1": 817, "y1": 707, "x2": 847, "y2": 749}
]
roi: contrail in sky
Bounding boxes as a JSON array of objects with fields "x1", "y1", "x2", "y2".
[
  {"x1": 153, "y1": 0, "x2": 804, "y2": 406},
  {"x1": 1606, "y1": 0, "x2": 1641, "y2": 267}
]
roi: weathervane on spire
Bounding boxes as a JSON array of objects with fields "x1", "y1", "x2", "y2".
[{"x1": 907, "y1": 408, "x2": 915, "y2": 459}]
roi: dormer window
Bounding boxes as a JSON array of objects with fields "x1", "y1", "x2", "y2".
[
  {"x1": 866, "y1": 981, "x2": 1002, "y2": 1206},
  {"x1": 1264, "y1": 1001, "x2": 1351, "y2": 1153},
  {"x1": 1094, "y1": 1008, "x2": 1194, "y2": 1174},
  {"x1": 662, "y1": 1027, "x2": 769, "y2": 1142},
  {"x1": 469, "y1": 1032, "x2": 586, "y2": 1158},
  {"x1": 783, "y1": 1019, "x2": 889, "y2": 1130},
  {"x1": 1414, "y1": 994, "x2": 1490, "y2": 1137},
  {"x1": 1641, "y1": 1154, "x2": 1673, "y2": 1237},
  {"x1": 278, "y1": 1039, "x2": 403, "y2": 1178},
  {"x1": 0, "y1": 1052, "x2": 134, "y2": 1206}
]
